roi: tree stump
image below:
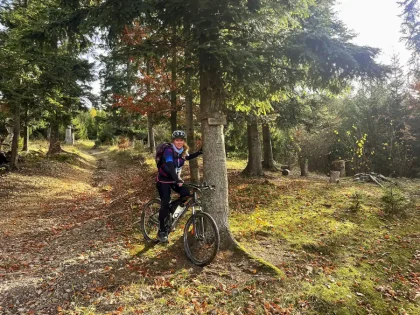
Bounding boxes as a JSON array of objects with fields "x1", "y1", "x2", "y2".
[
  {"x1": 330, "y1": 171, "x2": 340, "y2": 183},
  {"x1": 331, "y1": 160, "x2": 346, "y2": 177}
]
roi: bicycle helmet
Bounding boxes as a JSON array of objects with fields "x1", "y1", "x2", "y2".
[{"x1": 172, "y1": 130, "x2": 186, "y2": 140}]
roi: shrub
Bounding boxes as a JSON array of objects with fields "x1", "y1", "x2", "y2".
[{"x1": 381, "y1": 186, "x2": 414, "y2": 216}]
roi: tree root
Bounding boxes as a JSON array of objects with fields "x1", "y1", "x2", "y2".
[
  {"x1": 263, "y1": 165, "x2": 280, "y2": 172},
  {"x1": 230, "y1": 239, "x2": 285, "y2": 279}
]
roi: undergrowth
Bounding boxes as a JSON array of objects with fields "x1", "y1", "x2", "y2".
[{"x1": 229, "y1": 173, "x2": 420, "y2": 315}]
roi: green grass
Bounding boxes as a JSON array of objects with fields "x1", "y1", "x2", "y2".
[
  {"x1": 74, "y1": 140, "x2": 96, "y2": 151},
  {"x1": 229, "y1": 176, "x2": 420, "y2": 315},
  {"x1": 226, "y1": 159, "x2": 247, "y2": 170}
]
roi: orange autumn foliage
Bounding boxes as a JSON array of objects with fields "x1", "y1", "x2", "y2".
[{"x1": 113, "y1": 23, "x2": 179, "y2": 116}]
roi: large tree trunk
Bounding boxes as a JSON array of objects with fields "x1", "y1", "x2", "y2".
[
  {"x1": 199, "y1": 33, "x2": 235, "y2": 249},
  {"x1": 47, "y1": 120, "x2": 62, "y2": 155},
  {"x1": 146, "y1": 60, "x2": 155, "y2": 153},
  {"x1": 170, "y1": 26, "x2": 178, "y2": 132},
  {"x1": 22, "y1": 114, "x2": 29, "y2": 153},
  {"x1": 147, "y1": 113, "x2": 155, "y2": 154},
  {"x1": 262, "y1": 123, "x2": 279, "y2": 171},
  {"x1": 185, "y1": 48, "x2": 200, "y2": 183},
  {"x1": 299, "y1": 156, "x2": 309, "y2": 176},
  {"x1": 10, "y1": 105, "x2": 21, "y2": 169},
  {"x1": 242, "y1": 115, "x2": 263, "y2": 176}
]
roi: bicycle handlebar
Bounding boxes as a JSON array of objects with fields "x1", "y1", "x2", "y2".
[{"x1": 184, "y1": 182, "x2": 215, "y2": 192}]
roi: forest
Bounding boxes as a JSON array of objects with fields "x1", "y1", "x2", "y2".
[{"x1": 0, "y1": 0, "x2": 419, "y2": 314}]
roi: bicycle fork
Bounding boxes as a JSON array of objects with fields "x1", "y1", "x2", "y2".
[{"x1": 191, "y1": 205, "x2": 206, "y2": 241}]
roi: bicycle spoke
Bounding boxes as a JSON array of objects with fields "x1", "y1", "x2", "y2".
[
  {"x1": 184, "y1": 212, "x2": 220, "y2": 266},
  {"x1": 140, "y1": 199, "x2": 161, "y2": 241}
]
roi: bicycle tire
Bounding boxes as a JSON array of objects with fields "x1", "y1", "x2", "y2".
[
  {"x1": 183, "y1": 211, "x2": 220, "y2": 266},
  {"x1": 140, "y1": 198, "x2": 161, "y2": 241}
]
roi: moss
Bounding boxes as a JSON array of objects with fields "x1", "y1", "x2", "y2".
[
  {"x1": 74, "y1": 140, "x2": 95, "y2": 151},
  {"x1": 196, "y1": 284, "x2": 217, "y2": 293},
  {"x1": 129, "y1": 244, "x2": 145, "y2": 256},
  {"x1": 303, "y1": 265, "x2": 392, "y2": 315},
  {"x1": 226, "y1": 159, "x2": 247, "y2": 170},
  {"x1": 234, "y1": 242, "x2": 285, "y2": 278}
]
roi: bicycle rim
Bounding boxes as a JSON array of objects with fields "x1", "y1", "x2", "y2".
[
  {"x1": 183, "y1": 212, "x2": 220, "y2": 266},
  {"x1": 140, "y1": 199, "x2": 161, "y2": 241}
]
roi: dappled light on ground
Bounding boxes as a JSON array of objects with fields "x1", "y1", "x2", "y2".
[
  {"x1": 1, "y1": 145, "x2": 419, "y2": 314},
  {"x1": 229, "y1": 172, "x2": 420, "y2": 315}
]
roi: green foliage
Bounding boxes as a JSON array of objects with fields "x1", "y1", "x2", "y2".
[
  {"x1": 72, "y1": 110, "x2": 98, "y2": 140},
  {"x1": 224, "y1": 116, "x2": 248, "y2": 159},
  {"x1": 271, "y1": 129, "x2": 299, "y2": 166},
  {"x1": 96, "y1": 122, "x2": 116, "y2": 145},
  {"x1": 0, "y1": 0, "x2": 95, "y2": 158},
  {"x1": 381, "y1": 186, "x2": 414, "y2": 216},
  {"x1": 298, "y1": 55, "x2": 418, "y2": 176},
  {"x1": 349, "y1": 192, "x2": 363, "y2": 213},
  {"x1": 400, "y1": 0, "x2": 420, "y2": 55}
]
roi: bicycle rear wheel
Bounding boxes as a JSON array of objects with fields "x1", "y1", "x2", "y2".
[
  {"x1": 140, "y1": 198, "x2": 161, "y2": 241},
  {"x1": 183, "y1": 211, "x2": 220, "y2": 266}
]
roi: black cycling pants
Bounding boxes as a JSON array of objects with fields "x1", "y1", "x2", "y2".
[{"x1": 156, "y1": 182, "x2": 190, "y2": 231}]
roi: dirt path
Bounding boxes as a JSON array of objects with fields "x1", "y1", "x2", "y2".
[
  {"x1": 0, "y1": 149, "x2": 120, "y2": 314},
  {"x1": 0, "y1": 149, "x2": 276, "y2": 315}
]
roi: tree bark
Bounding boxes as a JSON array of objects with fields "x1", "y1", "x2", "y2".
[
  {"x1": 22, "y1": 115, "x2": 29, "y2": 153},
  {"x1": 262, "y1": 123, "x2": 279, "y2": 171},
  {"x1": 47, "y1": 120, "x2": 62, "y2": 155},
  {"x1": 185, "y1": 48, "x2": 200, "y2": 183},
  {"x1": 146, "y1": 60, "x2": 155, "y2": 153},
  {"x1": 170, "y1": 25, "x2": 178, "y2": 132},
  {"x1": 299, "y1": 156, "x2": 309, "y2": 176},
  {"x1": 147, "y1": 113, "x2": 155, "y2": 154},
  {"x1": 10, "y1": 104, "x2": 21, "y2": 169},
  {"x1": 199, "y1": 33, "x2": 235, "y2": 249},
  {"x1": 242, "y1": 115, "x2": 263, "y2": 176}
]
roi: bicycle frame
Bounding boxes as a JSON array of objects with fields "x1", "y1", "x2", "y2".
[
  {"x1": 141, "y1": 182, "x2": 219, "y2": 266},
  {"x1": 168, "y1": 183, "x2": 211, "y2": 228}
]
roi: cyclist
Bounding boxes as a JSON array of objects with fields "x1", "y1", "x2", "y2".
[{"x1": 156, "y1": 130, "x2": 202, "y2": 242}]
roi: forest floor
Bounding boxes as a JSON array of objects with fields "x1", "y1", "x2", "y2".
[{"x1": 0, "y1": 141, "x2": 419, "y2": 315}]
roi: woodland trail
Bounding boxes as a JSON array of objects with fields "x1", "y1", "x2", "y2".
[{"x1": 0, "y1": 148, "x2": 275, "y2": 315}]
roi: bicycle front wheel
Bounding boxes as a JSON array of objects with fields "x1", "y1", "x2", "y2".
[
  {"x1": 183, "y1": 211, "x2": 220, "y2": 266},
  {"x1": 140, "y1": 198, "x2": 161, "y2": 241}
]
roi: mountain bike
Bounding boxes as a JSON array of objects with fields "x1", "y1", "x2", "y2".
[{"x1": 139, "y1": 183, "x2": 220, "y2": 266}]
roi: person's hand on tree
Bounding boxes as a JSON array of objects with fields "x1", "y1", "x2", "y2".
[{"x1": 196, "y1": 139, "x2": 202, "y2": 150}]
